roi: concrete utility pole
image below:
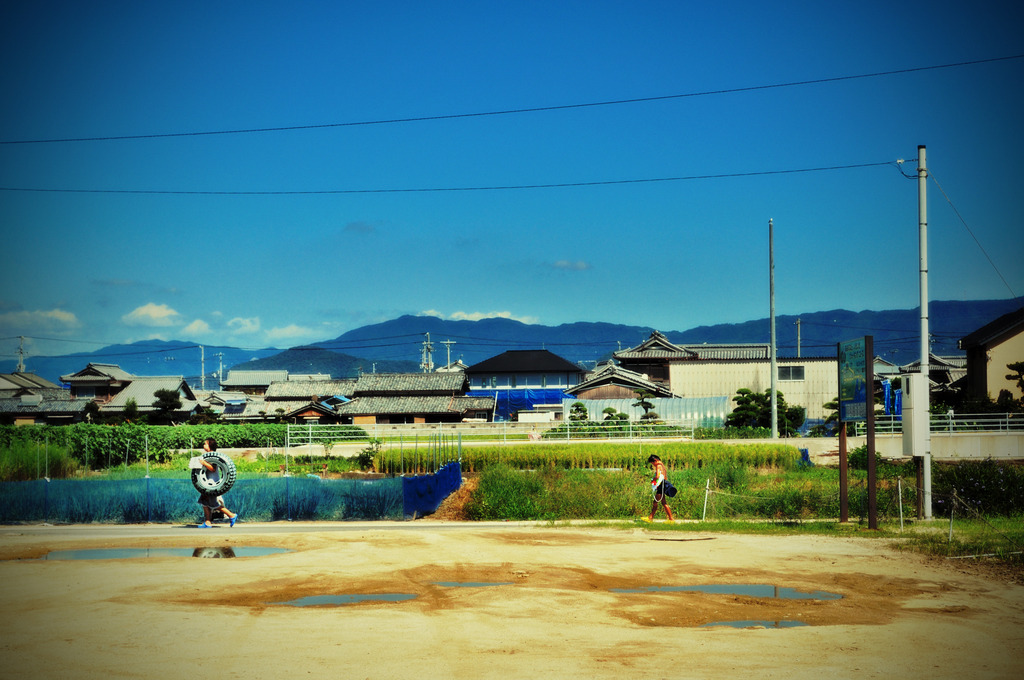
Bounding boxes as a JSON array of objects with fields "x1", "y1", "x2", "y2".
[
  {"x1": 420, "y1": 333, "x2": 435, "y2": 373},
  {"x1": 795, "y1": 318, "x2": 802, "y2": 358},
  {"x1": 769, "y1": 218, "x2": 778, "y2": 439},
  {"x1": 441, "y1": 339, "x2": 455, "y2": 368},
  {"x1": 918, "y1": 145, "x2": 933, "y2": 518},
  {"x1": 16, "y1": 336, "x2": 26, "y2": 372},
  {"x1": 200, "y1": 345, "x2": 205, "y2": 390}
]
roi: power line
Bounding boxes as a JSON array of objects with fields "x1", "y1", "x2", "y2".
[
  {"x1": 929, "y1": 172, "x2": 1017, "y2": 298},
  {"x1": 3, "y1": 54, "x2": 1021, "y2": 146},
  {"x1": 0, "y1": 161, "x2": 897, "y2": 195}
]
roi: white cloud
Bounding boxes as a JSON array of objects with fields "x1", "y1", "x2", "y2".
[
  {"x1": 122, "y1": 303, "x2": 181, "y2": 327},
  {"x1": 182, "y1": 319, "x2": 211, "y2": 335},
  {"x1": 227, "y1": 317, "x2": 260, "y2": 334},
  {"x1": 553, "y1": 260, "x2": 591, "y2": 271},
  {"x1": 424, "y1": 310, "x2": 539, "y2": 324},
  {"x1": 265, "y1": 324, "x2": 319, "y2": 342},
  {"x1": 0, "y1": 308, "x2": 81, "y2": 332}
]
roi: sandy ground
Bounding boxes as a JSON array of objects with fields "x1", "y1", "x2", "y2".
[{"x1": 1, "y1": 521, "x2": 1022, "y2": 680}]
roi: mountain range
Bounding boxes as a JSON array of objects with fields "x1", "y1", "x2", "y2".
[{"x1": 5, "y1": 296, "x2": 1021, "y2": 388}]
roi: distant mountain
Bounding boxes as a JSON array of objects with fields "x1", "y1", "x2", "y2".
[
  {"x1": 237, "y1": 347, "x2": 419, "y2": 376},
  {"x1": 316, "y1": 297, "x2": 1024, "y2": 368},
  {"x1": 3, "y1": 341, "x2": 280, "y2": 389},
  {"x1": 6, "y1": 297, "x2": 1021, "y2": 385}
]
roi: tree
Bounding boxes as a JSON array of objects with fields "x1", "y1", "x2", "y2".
[
  {"x1": 152, "y1": 389, "x2": 182, "y2": 424},
  {"x1": 724, "y1": 388, "x2": 805, "y2": 436},
  {"x1": 632, "y1": 389, "x2": 655, "y2": 416},
  {"x1": 122, "y1": 398, "x2": 140, "y2": 423},
  {"x1": 1006, "y1": 361, "x2": 1024, "y2": 393},
  {"x1": 569, "y1": 402, "x2": 589, "y2": 421}
]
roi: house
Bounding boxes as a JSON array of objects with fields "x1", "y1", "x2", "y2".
[
  {"x1": 614, "y1": 331, "x2": 839, "y2": 421},
  {"x1": 0, "y1": 373, "x2": 86, "y2": 425},
  {"x1": 898, "y1": 354, "x2": 967, "y2": 398},
  {"x1": 262, "y1": 378, "x2": 357, "y2": 423},
  {"x1": 464, "y1": 349, "x2": 585, "y2": 420},
  {"x1": 566, "y1": 362, "x2": 676, "y2": 400},
  {"x1": 218, "y1": 370, "x2": 290, "y2": 396},
  {"x1": 59, "y1": 363, "x2": 199, "y2": 419},
  {"x1": 959, "y1": 306, "x2": 1024, "y2": 401},
  {"x1": 465, "y1": 350, "x2": 585, "y2": 391},
  {"x1": 334, "y1": 372, "x2": 494, "y2": 424}
]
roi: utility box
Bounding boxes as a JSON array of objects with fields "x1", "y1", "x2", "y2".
[{"x1": 902, "y1": 372, "x2": 929, "y2": 457}]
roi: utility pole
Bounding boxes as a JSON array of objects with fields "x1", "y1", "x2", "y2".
[
  {"x1": 769, "y1": 218, "x2": 778, "y2": 439},
  {"x1": 918, "y1": 145, "x2": 933, "y2": 519},
  {"x1": 441, "y1": 339, "x2": 456, "y2": 368},
  {"x1": 16, "y1": 336, "x2": 26, "y2": 372},
  {"x1": 200, "y1": 345, "x2": 205, "y2": 390},
  {"x1": 420, "y1": 333, "x2": 435, "y2": 373},
  {"x1": 795, "y1": 318, "x2": 802, "y2": 358},
  {"x1": 214, "y1": 352, "x2": 224, "y2": 386}
]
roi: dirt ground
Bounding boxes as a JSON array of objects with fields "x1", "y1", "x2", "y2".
[{"x1": 1, "y1": 521, "x2": 1022, "y2": 680}]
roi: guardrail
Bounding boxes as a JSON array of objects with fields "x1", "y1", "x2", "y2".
[
  {"x1": 286, "y1": 420, "x2": 698, "y2": 447},
  {"x1": 857, "y1": 413, "x2": 1024, "y2": 436}
]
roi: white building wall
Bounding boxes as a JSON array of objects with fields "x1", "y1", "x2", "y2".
[{"x1": 669, "y1": 358, "x2": 838, "y2": 421}]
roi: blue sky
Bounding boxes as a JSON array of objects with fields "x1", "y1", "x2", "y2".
[{"x1": 2, "y1": 1, "x2": 1022, "y2": 364}]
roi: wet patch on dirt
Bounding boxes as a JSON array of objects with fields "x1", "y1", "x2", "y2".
[{"x1": 155, "y1": 560, "x2": 956, "y2": 628}]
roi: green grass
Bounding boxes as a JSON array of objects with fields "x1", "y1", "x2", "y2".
[{"x1": 0, "y1": 440, "x2": 78, "y2": 481}]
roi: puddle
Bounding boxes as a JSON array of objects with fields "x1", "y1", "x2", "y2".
[
  {"x1": 39, "y1": 547, "x2": 291, "y2": 560},
  {"x1": 610, "y1": 584, "x2": 842, "y2": 600},
  {"x1": 431, "y1": 581, "x2": 515, "y2": 588},
  {"x1": 273, "y1": 593, "x2": 417, "y2": 607},
  {"x1": 702, "y1": 620, "x2": 810, "y2": 629}
]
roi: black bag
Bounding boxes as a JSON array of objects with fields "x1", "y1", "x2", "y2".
[{"x1": 663, "y1": 480, "x2": 678, "y2": 497}]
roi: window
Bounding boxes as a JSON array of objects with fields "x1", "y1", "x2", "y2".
[
  {"x1": 779, "y1": 366, "x2": 805, "y2": 381},
  {"x1": 541, "y1": 374, "x2": 547, "y2": 388},
  {"x1": 510, "y1": 376, "x2": 517, "y2": 388}
]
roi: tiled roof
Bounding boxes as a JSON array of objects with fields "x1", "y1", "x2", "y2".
[
  {"x1": 684, "y1": 344, "x2": 771, "y2": 360},
  {"x1": 0, "y1": 388, "x2": 87, "y2": 414},
  {"x1": 60, "y1": 363, "x2": 136, "y2": 383},
  {"x1": 265, "y1": 379, "x2": 357, "y2": 399},
  {"x1": 220, "y1": 370, "x2": 289, "y2": 387},
  {"x1": 105, "y1": 377, "x2": 192, "y2": 410},
  {"x1": 567, "y1": 364, "x2": 675, "y2": 397},
  {"x1": 335, "y1": 395, "x2": 494, "y2": 416},
  {"x1": 960, "y1": 306, "x2": 1024, "y2": 349},
  {"x1": 466, "y1": 350, "x2": 583, "y2": 374},
  {"x1": 614, "y1": 332, "x2": 771, "y2": 361},
  {"x1": 353, "y1": 372, "x2": 468, "y2": 395},
  {"x1": 0, "y1": 373, "x2": 61, "y2": 389}
]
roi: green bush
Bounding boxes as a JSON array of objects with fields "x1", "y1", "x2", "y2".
[{"x1": 933, "y1": 459, "x2": 1024, "y2": 517}]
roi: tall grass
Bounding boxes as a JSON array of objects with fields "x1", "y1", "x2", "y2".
[
  {"x1": 0, "y1": 440, "x2": 78, "y2": 481},
  {"x1": 381, "y1": 441, "x2": 802, "y2": 474}
]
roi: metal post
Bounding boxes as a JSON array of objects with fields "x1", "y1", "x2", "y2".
[
  {"x1": 918, "y1": 145, "x2": 933, "y2": 519},
  {"x1": 839, "y1": 423, "x2": 849, "y2": 523},
  {"x1": 702, "y1": 478, "x2": 711, "y2": 521},
  {"x1": 898, "y1": 477, "x2": 904, "y2": 532},
  {"x1": 866, "y1": 335, "x2": 877, "y2": 530},
  {"x1": 769, "y1": 218, "x2": 778, "y2": 439}
]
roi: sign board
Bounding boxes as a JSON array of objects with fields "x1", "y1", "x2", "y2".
[{"x1": 838, "y1": 338, "x2": 868, "y2": 422}]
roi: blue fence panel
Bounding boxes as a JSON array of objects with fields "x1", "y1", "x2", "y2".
[
  {"x1": 0, "y1": 475, "x2": 407, "y2": 523},
  {"x1": 402, "y1": 461, "x2": 462, "y2": 518}
]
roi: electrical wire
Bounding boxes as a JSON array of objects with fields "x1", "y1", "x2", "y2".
[
  {"x1": 0, "y1": 161, "x2": 898, "y2": 195},
  {"x1": 3, "y1": 55, "x2": 1021, "y2": 146},
  {"x1": 929, "y1": 172, "x2": 1017, "y2": 298}
]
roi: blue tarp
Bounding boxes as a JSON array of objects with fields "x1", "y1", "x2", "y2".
[{"x1": 470, "y1": 388, "x2": 570, "y2": 421}]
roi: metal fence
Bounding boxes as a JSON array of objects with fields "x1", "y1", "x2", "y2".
[
  {"x1": 286, "y1": 420, "x2": 698, "y2": 447},
  {"x1": 857, "y1": 412, "x2": 1024, "y2": 435}
]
